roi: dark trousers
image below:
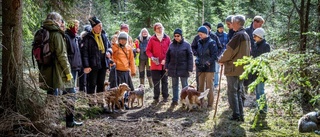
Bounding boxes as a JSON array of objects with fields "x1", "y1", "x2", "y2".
[
  {"x1": 151, "y1": 70, "x2": 168, "y2": 100},
  {"x1": 86, "y1": 68, "x2": 107, "y2": 94},
  {"x1": 139, "y1": 60, "x2": 151, "y2": 78},
  {"x1": 78, "y1": 69, "x2": 87, "y2": 92},
  {"x1": 226, "y1": 76, "x2": 244, "y2": 119}
]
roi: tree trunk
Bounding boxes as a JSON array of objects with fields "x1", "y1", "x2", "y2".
[{"x1": 1, "y1": 0, "x2": 23, "y2": 111}]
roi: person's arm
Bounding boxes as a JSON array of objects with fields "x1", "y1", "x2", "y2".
[{"x1": 186, "y1": 42, "x2": 194, "y2": 72}]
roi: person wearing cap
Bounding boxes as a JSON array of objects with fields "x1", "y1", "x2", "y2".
[
  {"x1": 81, "y1": 16, "x2": 112, "y2": 95},
  {"x1": 146, "y1": 22, "x2": 171, "y2": 104},
  {"x1": 135, "y1": 28, "x2": 153, "y2": 88},
  {"x1": 219, "y1": 15, "x2": 251, "y2": 121},
  {"x1": 191, "y1": 22, "x2": 222, "y2": 91},
  {"x1": 251, "y1": 28, "x2": 270, "y2": 114},
  {"x1": 110, "y1": 31, "x2": 136, "y2": 93},
  {"x1": 165, "y1": 28, "x2": 193, "y2": 106},
  {"x1": 215, "y1": 23, "x2": 229, "y2": 88},
  {"x1": 194, "y1": 26, "x2": 218, "y2": 109}
]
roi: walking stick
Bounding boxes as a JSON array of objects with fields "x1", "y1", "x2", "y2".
[{"x1": 214, "y1": 65, "x2": 223, "y2": 118}]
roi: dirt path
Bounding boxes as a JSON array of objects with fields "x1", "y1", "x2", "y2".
[{"x1": 65, "y1": 75, "x2": 273, "y2": 137}]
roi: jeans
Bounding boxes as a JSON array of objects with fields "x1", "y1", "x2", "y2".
[
  {"x1": 214, "y1": 62, "x2": 220, "y2": 88},
  {"x1": 226, "y1": 76, "x2": 244, "y2": 118},
  {"x1": 171, "y1": 77, "x2": 188, "y2": 102},
  {"x1": 255, "y1": 82, "x2": 267, "y2": 112}
]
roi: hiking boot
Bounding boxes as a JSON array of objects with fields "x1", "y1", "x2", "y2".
[
  {"x1": 229, "y1": 116, "x2": 244, "y2": 122},
  {"x1": 171, "y1": 101, "x2": 178, "y2": 106},
  {"x1": 161, "y1": 98, "x2": 168, "y2": 103},
  {"x1": 66, "y1": 121, "x2": 83, "y2": 128},
  {"x1": 152, "y1": 99, "x2": 159, "y2": 105}
]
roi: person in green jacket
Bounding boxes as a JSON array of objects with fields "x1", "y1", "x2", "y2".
[{"x1": 39, "y1": 12, "x2": 82, "y2": 127}]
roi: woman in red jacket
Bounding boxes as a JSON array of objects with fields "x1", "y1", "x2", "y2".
[{"x1": 146, "y1": 23, "x2": 171, "y2": 104}]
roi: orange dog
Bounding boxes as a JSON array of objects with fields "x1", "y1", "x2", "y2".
[
  {"x1": 180, "y1": 85, "x2": 209, "y2": 111},
  {"x1": 127, "y1": 85, "x2": 145, "y2": 108},
  {"x1": 105, "y1": 83, "x2": 130, "y2": 112}
]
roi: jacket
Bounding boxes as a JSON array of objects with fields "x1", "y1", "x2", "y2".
[
  {"x1": 165, "y1": 38, "x2": 193, "y2": 77},
  {"x1": 195, "y1": 37, "x2": 218, "y2": 72},
  {"x1": 146, "y1": 34, "x2": 171, "y2": 70},
  {"x1": 191, "y1": 31, "x2": 222, "y2": 57},
  {"x1": 251, "y1": 39, "x2": 270, "y2": 58},
  {"x1": 39, "y1": 19, "x2": 73, "y2": 89},
  {"x1": 215, "y1": 31, "x2": 229, "y2": 51},
  {"x1": 112, "y1": 44, "x2": 136, "y2": 75},
  {"x1": 81, "y1": 30, "x2": 112, "y2": 70},
  {"x1": 65, "y1": 29, "x2": 82, "y2": 71},
  {"x1": 219, "y1": 28, "x2": 251, "y2": 76},
  {"x1": 245, "y1": 22, "x2": 255, "y2": 49}
]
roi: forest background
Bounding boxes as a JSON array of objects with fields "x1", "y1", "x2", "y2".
[{"x1": 0, "y1": 0, "x2": 320, "y2": 136}]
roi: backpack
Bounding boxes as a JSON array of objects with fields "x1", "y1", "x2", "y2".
[{"x1": 32, "y1": 27, "x2": 54, "y2": 67}]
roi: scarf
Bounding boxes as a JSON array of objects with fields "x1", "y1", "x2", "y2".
[{"x1": 92, "y1": 30, "x2": 105, "y2": 53}]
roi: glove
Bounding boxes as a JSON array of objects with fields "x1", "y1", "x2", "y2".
[{"x1": 66, "y1": 73, "x2": 73, "y2": 81}]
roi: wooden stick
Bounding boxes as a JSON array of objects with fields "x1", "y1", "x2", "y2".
[{"x1": 214, "y1": 65, "x2": 223, "y2": 118}]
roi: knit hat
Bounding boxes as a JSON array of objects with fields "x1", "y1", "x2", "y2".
[
  {"x1": 174, "y1": 28, "x2": 182, "y2": 36},
  {"x1": 202, "y1": 22, "x2": 211, "y2": 29},
  {"x1": 118, "y1": 32, "x2": 128, "y2": 40},
  {"x1": 253, "y1": 28, "x2": 265, "y2": 38},
  {"x1": 197, "y1": 26, "x2": 208, "y2": 35},
  {"x1": 88, "y1": 16, "x2": 101, "y2": 28},
  {"x1": 217, "y1": 23, "x2": 224, "y2": 28}
]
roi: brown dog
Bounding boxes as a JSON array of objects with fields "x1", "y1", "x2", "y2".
[
  {"x1": 180, "y1": 85, "x2": 209, "y2": 111},
  {"x1": 127, "y1": 85, "x2": 145, "y2": 108},
  {"x1": 105, "y1": 83, "x2": 130, "y2": 112}
]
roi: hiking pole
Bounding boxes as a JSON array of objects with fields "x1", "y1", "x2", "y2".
[{"x1": 214, "y1": 65, "x2": 223, "y2": 118}]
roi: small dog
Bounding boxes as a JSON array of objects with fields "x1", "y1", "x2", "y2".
[
  {"x1": 88, "y1": 82, "x2": 111, "y2": 107},
  {"x1": 180, "y1": 85, "x2": 209, "y2": 111},
  {"x1": 105, "y1": 83, "x2": 131, "y2": 112},
  {"x1": 127, "y1": 85, "x2": 145, "y2": 108},
  {"x1": 298, "y1": 111, "x2": 320, "y2": 133}
]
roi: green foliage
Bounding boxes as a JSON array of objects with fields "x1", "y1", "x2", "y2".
[{"x1": 235, "y1": 49, "x2": 320, "y2": 108}]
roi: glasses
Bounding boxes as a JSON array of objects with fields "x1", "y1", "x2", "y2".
[
  {"x1": 174, "y1": 35, "x2": 180, "y2": 37},
  {"x1": 156, "y1": 27, "x2": 162, "y2": 30},
  {"x1": 254, "y1": 19, "x2": 261, "y2": 23}
]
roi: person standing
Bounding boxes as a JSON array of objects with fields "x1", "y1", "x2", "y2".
[
  {"x1": 146, "y1": 22, "x2": 171, "y2": 104},
  {"x1": 39, "y1": 12, "x2": 82, "y2": 127},
  {"x1": 81, "y1": 16, "x2": 112, "y2": 94},
  {"x1": 219, "y1": 15, "x2": 251, "y2": 121},
  {"x1": 110, "y1": 32, "x2": 136, "y2": 92},
  {"x1": 191, "y1": 22, "x2": 221, "y2": 90},
  {"x1": 225, "y1": 15, "x2": 235, "y2": 40},
  {"x1": 78, "y1": 25, "x2": 92, "y2": 92},
  {"x1": 214, "y1": 23, "x2": 229, "y2": 88},
  {"x1": 165, "y1": 28, "x2": 193, "y2": 106},
  {"x1": 194, "y1": 26, "x2": 218, "y2": 108},
  {"x1": 251, "y1": 28, "x2": 270, "y2": 113},
  {"x1": 135, "y1": 28, "x2": 153, "y2": 88},
  {"x1": 65, "y1": 19, "x2": 82, "y2": 88}
]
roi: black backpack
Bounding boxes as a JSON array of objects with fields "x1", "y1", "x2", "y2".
[{"x1": 32, "y1": 27, "x2": 54, "y2": 67}]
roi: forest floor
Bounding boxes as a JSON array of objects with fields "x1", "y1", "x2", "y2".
[{"x1": 53, "y1": 73, "x2": 317, "y2": 137}]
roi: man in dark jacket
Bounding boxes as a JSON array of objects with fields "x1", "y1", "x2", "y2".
[
  {"x1": 191, "y1": 22, "x2": 221, "y2": 90},
  {"x1": 81, "y1": 16, "x2": 112, "y2": 94},
  {"x1": 219, "y1": 15, "x2": 251, "y2": 121},
  {"x1": 194, "y1": 26, "x2": 218, "y2": 109},
  {"x1": 165, "y1": 28, "x2": 193, "y2": 106}
]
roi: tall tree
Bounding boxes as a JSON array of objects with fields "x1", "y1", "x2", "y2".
[
  {"x1": 1, "y1": 0, "x2": 23, "y2": 110},
  {"x1": 292, "y1": 0, "x2": 311, "y2": 53}
]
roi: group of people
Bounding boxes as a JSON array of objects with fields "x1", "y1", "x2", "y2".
[{"x1": 37, "y1": 11, "x2": 271, "y2": 128}]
